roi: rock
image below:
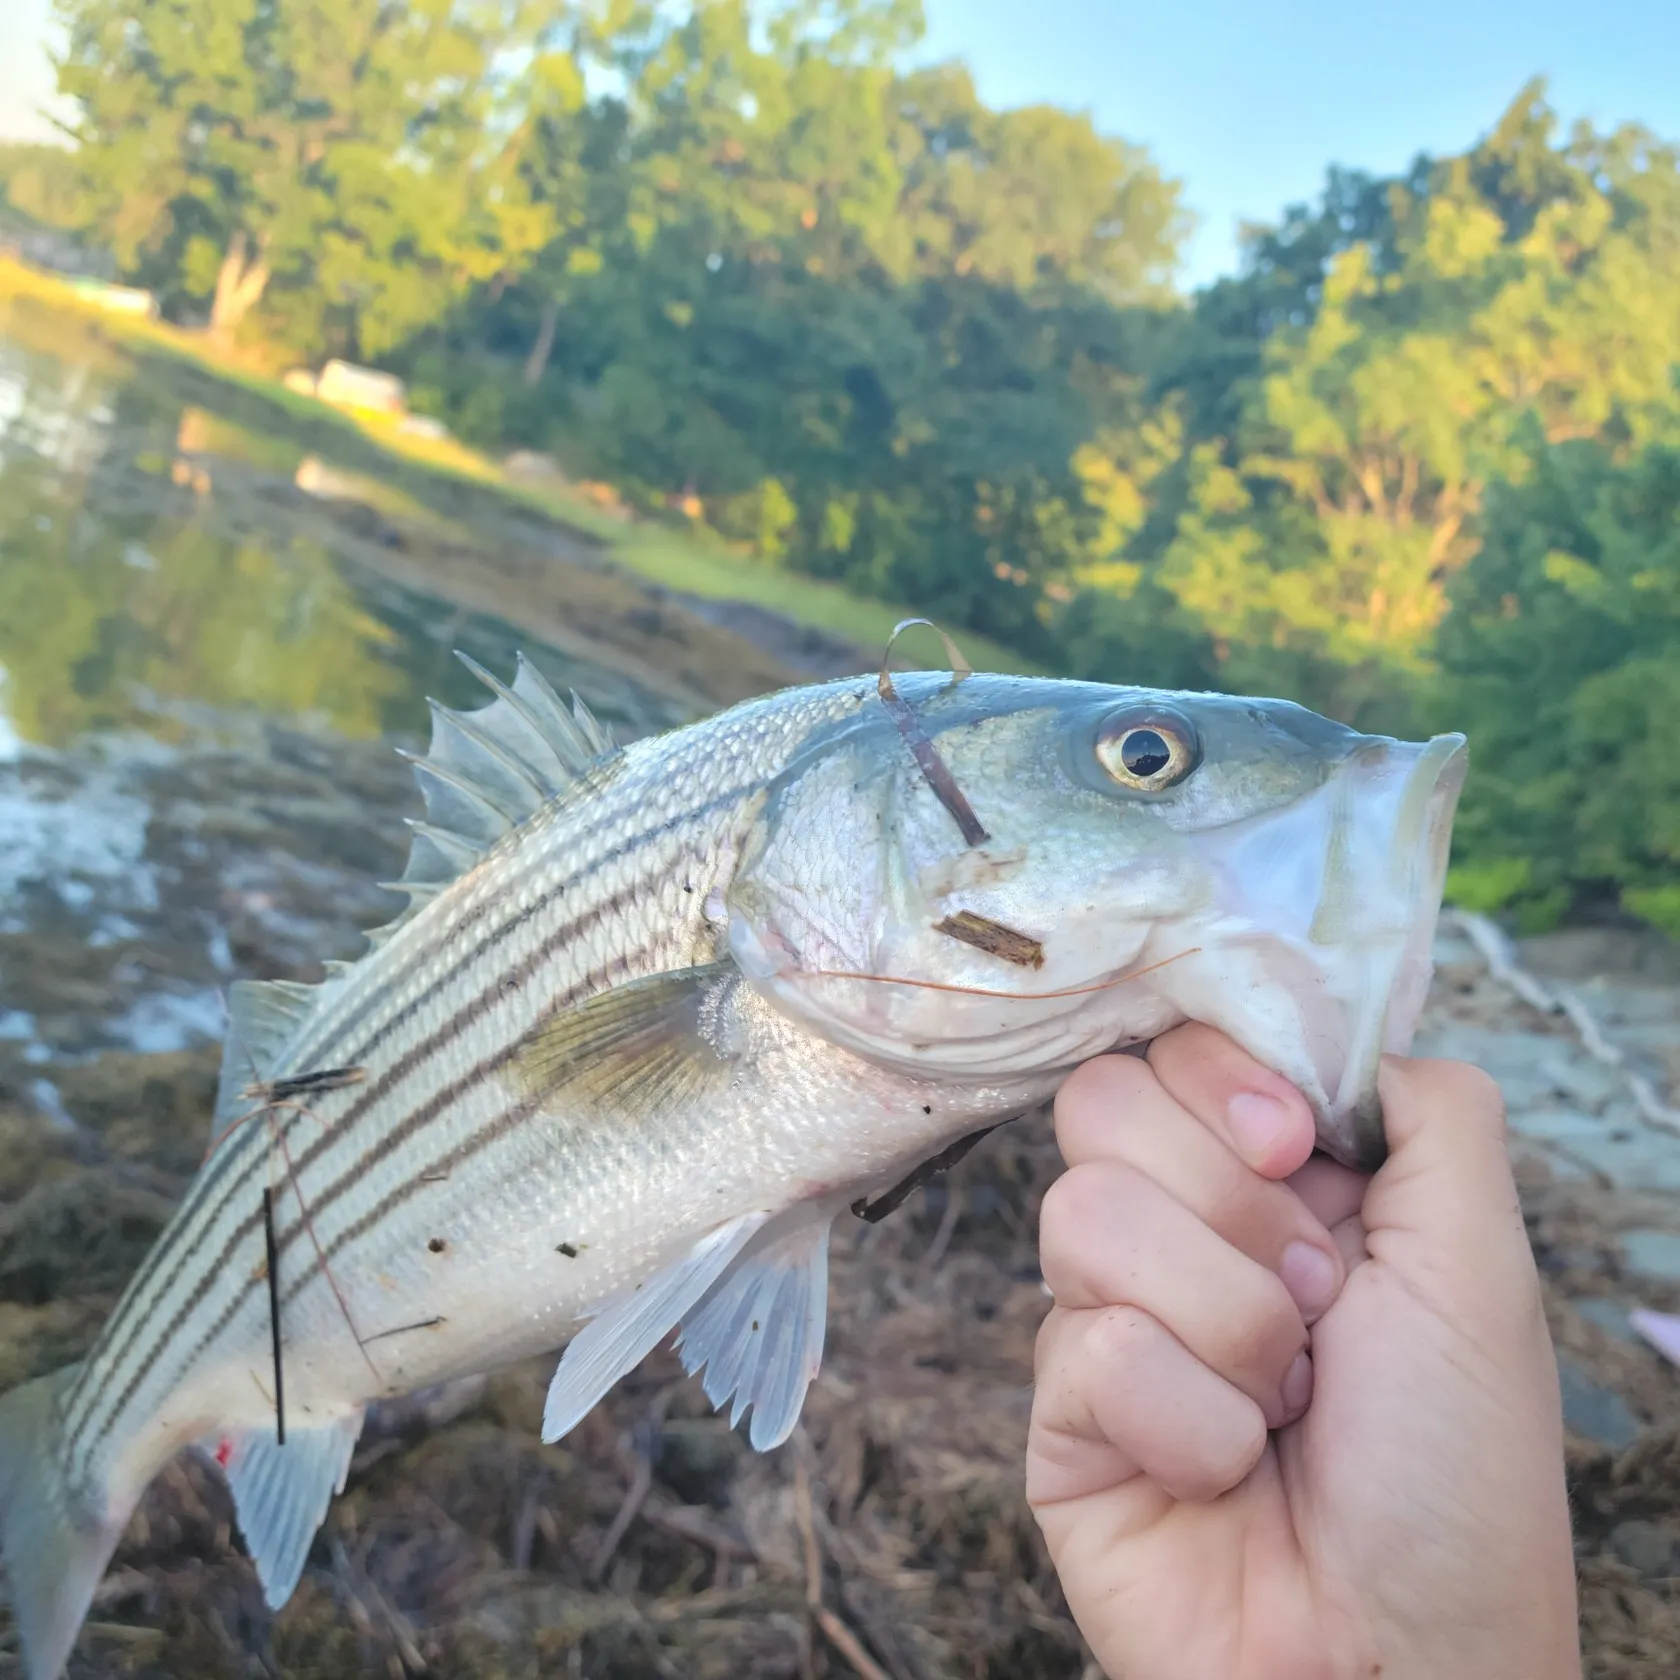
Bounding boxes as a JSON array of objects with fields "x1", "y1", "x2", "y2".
[
  {"x1": 1556, "y1": 1354, "x2": 1642, "y2": 1450},
  {"x1": 315, "y1": 358, "x2": 406, "y2": 415},
  {"x1": 1619, "y1": 1229, "x2": 1680, "y2": 1282},
  {"x1": 398, "y1": 413, "x2": 451, "y2": 442},
  {"x1": 1573, "y1": 1298, "x2": 1639, "y2": 1342},
  {"x1": 1609, "y1": 1519, "x2": 1678, "y2": 1577},
  {"x1": 503, "y1": 450, "x2": 568, "y2": 485}
]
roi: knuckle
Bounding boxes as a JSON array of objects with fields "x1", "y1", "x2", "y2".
[
  {"x1": 1402, "y1": 1056, "x2": 1508, "y2": 1139},
  {"x1": 1054, "y1": 1053, "x2": 1156, "y2": 1130},
  {"x1": 1198, "y1": 1168, "x2": 1262, "y2": 1242},
  {"x1": 1083, "y1": 1303, "x2": 1159, "y2": 1366},
  {"x1": 1219, "y1": 1277, "x2": 1301, "y2": 1379},
  {"x1": 1454, "y1": 1061, "x2": 1508, "y2": 1132},
  {"x1": 1142, "y1": 1020, "x2": 1210, "y2": 1082},
  {"x1": 1039, "y1": 1159, "x2": 1135, "y2": 1245},
  {"x1": 1147, "y1": 1020, "x2": 1261, "y2": 1088},
  {"x1": 1032, "y1": 1305, "x2": 1070, "y2": 1364}
]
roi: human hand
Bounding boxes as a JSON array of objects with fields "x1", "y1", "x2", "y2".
[{"x1": 1027, "y1": 1025, "x2": 1580, "y2": 1680}]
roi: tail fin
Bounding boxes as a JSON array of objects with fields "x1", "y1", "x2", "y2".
[{"x1": 0, "y1": 1369, "x2": 131, "y2": 1680}]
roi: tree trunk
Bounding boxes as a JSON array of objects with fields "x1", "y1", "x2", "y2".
[
  {"x1": 523, "y1": 293, "x2": 559, "y2": 386},
  {"x1": 209, "y1": 230, "x2": 271, "y2": 345}
]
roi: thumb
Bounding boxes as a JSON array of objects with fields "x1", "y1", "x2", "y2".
[{"x1": 1361, "y1": 1056, "x2": 1537, "y2": 1313}]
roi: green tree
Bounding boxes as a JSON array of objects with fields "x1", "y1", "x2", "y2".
[
  {"x1": 416, "y1": 0, "x2": 1185, "y2": 648},
  {"x1": 0, "y1": 143, "x2": 85, "y2": 234},
  {"x1": 1435, "y1": 435, "x2": 1680, "y2": 930},
  {"x1": 52, "y1": 0, "x2": 537, "y2": 354},
  {"x1": 1071, "y1": 82, "x2": 1680, "y2": 722}
]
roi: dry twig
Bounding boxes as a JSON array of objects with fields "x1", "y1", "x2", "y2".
[
  {"x1": 591, "y1": 1405, "x2": 665, "y2": 1581},
  {"x1": 794, "y1": 1442, "x2": 901, "y2": 1680}
]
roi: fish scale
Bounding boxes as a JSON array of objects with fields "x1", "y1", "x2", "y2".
[
  {"x1": 0, "y1": 661, "x2": 1468, "y2": 1680},
  {"x1": 60, "y1": 697, "x2": 837, "y2": 1468}
]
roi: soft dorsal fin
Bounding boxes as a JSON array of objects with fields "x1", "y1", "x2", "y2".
[
  {"x1": 368, "y1": 652, "x2": 618, "y2": 951},
  {"x1": 213, "y1": 979, "x2": 319, "y2": 1136}
]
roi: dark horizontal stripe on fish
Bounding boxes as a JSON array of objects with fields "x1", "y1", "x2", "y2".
[
  {"x1": 69, "y1": 924, "x2": 662, "y2": 1462},
  {"x1": 271, "y1": 943, "x2": 652, "y2": 1294},
  {"x1": 121, "y1": 942, "x2": 657, "y2": 1447},
  {"x1": 267, "y1": 776, "x2": 753, "y2": 1142},
  {"x1": 58, "y1": 1090, "x2": 276, "y2": 1451},
  {"x1": 58, "y1": 778, "x2": 750, "y2": 1456},
  {"x1": 280, "y1": 758, "x2": 630, "y2": 1074},
  {"x1": 278, "y1": 759, "x2": 638, "y2": 1081}
]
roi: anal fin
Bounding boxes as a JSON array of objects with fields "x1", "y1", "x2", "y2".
[
  {"x1": 216, "y1": 1410, "x2": 364, "y2": 1609},
  {"x1": 676, "y1": 1209, "x2": 833, "y2": 1450}
]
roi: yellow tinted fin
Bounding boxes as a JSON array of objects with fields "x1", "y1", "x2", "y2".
[{"x1": 514, "y1": 961, "x2": 741, "y2": 1118}]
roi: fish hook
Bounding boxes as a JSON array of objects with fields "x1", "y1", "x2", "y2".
[{"x1": 877, "y1": 617, "x2": 989, "y2": 848}]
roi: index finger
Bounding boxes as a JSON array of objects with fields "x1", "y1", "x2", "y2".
[{"x1": 1146, "y1": 1023, "x2": 1320, "y2": 1179}]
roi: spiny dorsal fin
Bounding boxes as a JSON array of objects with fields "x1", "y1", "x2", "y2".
[
  {"x1": 214, "y1": 979, "x2": 319, "y2": 1135},
  {"x1": 367, "y1": 652, "x2": 619, "y2": 952}
]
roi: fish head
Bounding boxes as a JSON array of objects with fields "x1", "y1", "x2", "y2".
[{"x1": 728, "y1": 673, "x2": 1467, "y2": 1170}]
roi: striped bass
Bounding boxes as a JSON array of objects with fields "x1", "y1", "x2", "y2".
[{"x1": 0, "y1": 655, "x2": 1468, "y2": 1677}]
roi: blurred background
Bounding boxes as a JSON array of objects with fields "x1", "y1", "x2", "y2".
[
  {"x1": 0, "y1": 5, "x2": 1677, "y2": 1678},
  {"x1": 3, "y1": 0, "x2": 1678, "y2": 937}
]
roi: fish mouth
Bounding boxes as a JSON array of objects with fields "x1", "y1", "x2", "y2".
[{"x1": 1311, "y1": 731, "x2": 1469, "y2": 1170}]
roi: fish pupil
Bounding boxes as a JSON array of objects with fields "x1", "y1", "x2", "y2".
[{"x1": 1121, "y1": 729, "x2": 1171, "y2": 778}]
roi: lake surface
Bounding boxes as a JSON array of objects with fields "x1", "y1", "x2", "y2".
[{"x1": 0, "y1": 302, "x2": 750, "y2": 1105}]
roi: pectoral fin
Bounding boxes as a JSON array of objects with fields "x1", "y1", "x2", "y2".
[{"x1": 514, "y1": 961, "x2": 742, "y2": 1120}]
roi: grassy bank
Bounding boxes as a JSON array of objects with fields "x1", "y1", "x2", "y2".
[{"x1": 0, "y1": 255, "x2": 1039, "y2": 677}]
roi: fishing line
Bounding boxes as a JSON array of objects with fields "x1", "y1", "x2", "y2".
[
  {"x1": 803, "y1": 947, "x2": 1201, "y2": 1002},
  {"x1": 214, "y1": 999, "x2": 381, "y2": 1381}
]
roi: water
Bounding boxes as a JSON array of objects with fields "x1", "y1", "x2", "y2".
[{"x1": 0, "y1": 301, "x2": 699, "y2": 1090}]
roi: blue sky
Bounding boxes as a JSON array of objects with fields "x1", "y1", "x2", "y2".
[
  {"x1": 4, "y1": 0, "x2": 1676, "y2": 288},
  {"x1": 918, "y1": 0, "x2": 1680, "y2": 284}
]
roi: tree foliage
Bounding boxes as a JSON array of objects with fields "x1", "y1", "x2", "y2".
[
  {"x1": 1435, "y1": 437, "x2": 1680, "y2": 932},
  {"x1": 41, "y1": 8, "x2": 1680, "y2": 928},
  {"x1": 51, "y1": 0, "x2": 548, "y2": 351}
]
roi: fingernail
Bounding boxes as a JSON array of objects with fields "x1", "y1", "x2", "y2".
[
  {"x1": 1227, "y1": 1091, "x2": 1289, "y2": 1160},
  {"x1": 1281, "y1": 1350, "x2": 1314, "y2": 1420},
  {"x1": 1280, "y1": 1241, "x2": 1340, "y2": 1321}
]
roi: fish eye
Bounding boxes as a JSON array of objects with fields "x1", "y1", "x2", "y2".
[{"x1": 1095, "y1": 710, "x2": 1200, "y2": 792}]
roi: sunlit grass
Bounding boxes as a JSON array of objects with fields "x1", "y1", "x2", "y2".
[{"x1": 0, "y1": 254, "x2": 1041, "y2": 675}]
